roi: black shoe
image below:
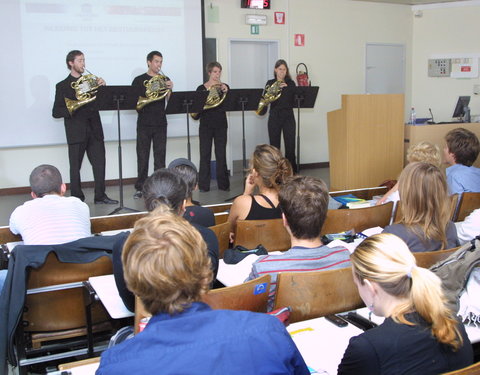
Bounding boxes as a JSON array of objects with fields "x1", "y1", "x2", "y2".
[
  {"x1": 219, "y1": 187, "x2": 230, "y2": 192},
  {"x1": 133, "y1": 190, "x2": 143, "y2": 199},
  {"x1": 94, "y1": 196, "x2": 119, "y2": 204},
  {"x1": 199, "y1": 188, "x2": 210, "y2": 192}
]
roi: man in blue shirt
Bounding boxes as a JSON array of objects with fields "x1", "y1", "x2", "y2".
[
  {"x1": 444, "y1": 128, "x2": 480, "y2": 195},
  {"x1": 97, "y1": 210, "x2": 309, "y2": 375}
]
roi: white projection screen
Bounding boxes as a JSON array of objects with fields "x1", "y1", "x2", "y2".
[{"x1": 0, "y1": 0, "x2": 204, "y2": 148}]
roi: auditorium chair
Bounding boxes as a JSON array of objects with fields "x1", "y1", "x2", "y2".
[
  {"x1": 273, "y1": 267, "x2": 364, "y2": 323},
  {"x1": 209, "y1": 221, "x2": 231, "y2": 258},
  {"x1": 442, "y1": 361, "x2": 480, "y2": 375},
  {"x1": 134, "y1": 275, "x2": 271, "y2": 333},
  {"x1": 14, "y1": 253, "x2": 114, "y2": 373},
  {"x1": 413, "y1": 246, "x2": 460, "y2": 269},
  {"x1": 202, "y1": 274, "x2": 271, "y2": 312},
  {"x1": 454, "y1": 192, "x2": 480, "y2": 222},
  {"x1": 321, "y1": 202, "x2": 394, "y2": 236},
  {"x1": 234, "y1": 218, "x2": 291, "y2": 252}
]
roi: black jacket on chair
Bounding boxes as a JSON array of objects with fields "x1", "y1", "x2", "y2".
[{"x1": 0, "y1": 233, "x2": 127, "y2": 368}]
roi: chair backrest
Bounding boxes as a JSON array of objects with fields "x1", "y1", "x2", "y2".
[
  {"x1": 321, "y1": 202, "x2": 393, "y2": 235},
  {"x1": 394, "y1": 194, "x2": 459, "y2": 223},
  {"x1": 273, "y1": 267, "x2": 364, "y2": 323},
  {"x1": 90, "y1": 212, "x2": 147, "y2": 234},
  {"x1": 134, "y1": 275, "x2": 271, "y2": 333},
  {"x1": 0, "y1": 226, "x2": 22, "y2": 244},
  {"x1": 454, "y1": 192, "x2": 480, "y2": 222},
  {"x1": 234, "y1": 218, "x2": 291, "y2": 252},
  {"x1": 214, "y1": 212, "x2": 229, "y2": 225},
  {"x1": 329, "y1": 186, "x2": 387, "y2": 200},
  {"x1": 204, "y1": 202, "x2": 232, "y2": 214},
  {"x1": 209, "y1": 221, "x2": 231, "y2": 258},
  {"x1": 201, "y1": 274, "x2": 271, "y2": 312},
  {"x1": 24, "y1": 253, "x2": 112, "y2": 332},
  {"x1": 413, "y1": 247, "x2": 460, "y2": 269},
  {"x1": 442, "y1": 361, "x2": 480, "y2": 375}
]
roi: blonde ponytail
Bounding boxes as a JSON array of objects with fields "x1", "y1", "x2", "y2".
[{"x1": 352, "y1": 233, "x2": 463, "y2": 350}]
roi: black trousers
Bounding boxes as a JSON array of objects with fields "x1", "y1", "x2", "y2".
[
  {"x1": 268, "y1": 109, "x2": 297, "y2": 172},
  {"x1": 68, "y1": 123, "x2": 106, "y2": 201},
  {"x1": 135, "y1": 125, "x2": 167, "y2": 191},
  {"x1": 198, "y1": 125, "x2": 230, "y2": 191}
]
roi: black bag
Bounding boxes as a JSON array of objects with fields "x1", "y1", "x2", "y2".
[
  {"x1": 223, "y1": 244, "x2": 268, "y2": 264},
  {"x1": 430, "y1": 236, "x2": 480, "y2": 313}
]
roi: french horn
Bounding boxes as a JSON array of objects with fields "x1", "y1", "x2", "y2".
[
  {"x1": 65, "y1": 74, "x2": 101, "y2": 115},
  {"x1": 255, "y1": 80, "x2": 284, "y2": 116},
  {"x1": 190, "y1": 84, "x2": 227, "y2": 120},
  {"x1": 136, "y1": 73, "x2": 171, "y2": 111}
]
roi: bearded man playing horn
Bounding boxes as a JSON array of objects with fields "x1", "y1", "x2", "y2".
[
  {"x1": 195, "y1": 62, "x2": 230, "y2": 192},
  {"x1": 132, "y1": 51, "x2": 173, "y2": 199},
  {"x1": 52, "y1": 50, "x2": 118, "y2": 204}
]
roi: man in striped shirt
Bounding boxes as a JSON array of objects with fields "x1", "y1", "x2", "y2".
[
  {"x1": 246, "y1": 175, "x2": 351, "y2": 310},
  {"x1": 9, "y1": 164, "x2": 91, "y2": 245}
]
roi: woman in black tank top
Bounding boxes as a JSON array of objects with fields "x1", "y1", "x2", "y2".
[{"x1": 228, "y1": 144, "x2": 293, "y2": 242}]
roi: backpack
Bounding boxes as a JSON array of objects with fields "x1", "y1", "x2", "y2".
[{"x1": 429, "y1": 236, "x2": 480, "y2": 314}]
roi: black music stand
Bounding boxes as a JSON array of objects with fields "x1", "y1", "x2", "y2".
[
  {"x1": 223, "y1": 88, "x2": 263, "y2": 170},
  {"x1": 97, "y1": 85, "x2": 140, "y2": 215},
  {"x1": 290, "y1": 86, "x2": 319, "y2": 172},
  {"x1": 165, "y1": 91, "x2": 208, "y2": 160}
]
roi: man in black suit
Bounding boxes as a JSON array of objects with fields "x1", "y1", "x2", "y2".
[{"x1": 52, "y1": 50, "x2": 117, "y2": 204}]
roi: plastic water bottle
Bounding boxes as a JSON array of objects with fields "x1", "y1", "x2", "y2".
[{"x1": 409, "y1": 107, "x2": 416, "y2": 125}]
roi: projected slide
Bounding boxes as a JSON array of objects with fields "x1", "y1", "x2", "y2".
[{"x1": 0, "y1": 0, "x2": 203, "y2": 148}]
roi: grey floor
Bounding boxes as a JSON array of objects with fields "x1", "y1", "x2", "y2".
[{"x1": 0, "y1": 167, "x2": 330, "y2": 226}]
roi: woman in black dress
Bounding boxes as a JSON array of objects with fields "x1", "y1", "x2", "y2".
[{"x1": 264, "y1": 59, "x2": 297, "y2": 172}]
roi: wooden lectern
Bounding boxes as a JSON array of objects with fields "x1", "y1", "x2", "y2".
[{"x1": 327, "y1": 94, "x2": 404, "y2": 191}]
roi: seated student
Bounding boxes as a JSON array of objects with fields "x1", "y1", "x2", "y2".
[
  {"x1": 376, "y1": 141, "x2": 442, "y2": 205},
  {"x1": 338, "y1": 233, "x2": 473, "y2": 375},
  {"x1": 112, "y1": 169, "x2": 219, "y2": 312},
  {"x1": 455, "y1": 208, "x2": 480, "y2": 245},
  {"x1": 9, "y1": 164, "x2": 91, "y2": 245},
  {"x1": 246, "y1": 176, "x2": 351, "y2": 310},
  {"x1": 444, "y1": 127, "x2": 480, "y2": 195},
  {"x1": 383, "y1": 162, "x2": 459, "y2": 252},
  {"x1": 168, "y1": 158, "x2": 215, "y2": 227},
  {"x1": 228, "y1": 144, "x2": 293, "y2": 241},
  {"x1": 97, "y1": 209, "x2": 309, "y2": 375}
]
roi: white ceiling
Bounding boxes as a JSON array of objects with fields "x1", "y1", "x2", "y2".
[{"x1": 351, "y1": 0, "x2": 469, "y2": 5}]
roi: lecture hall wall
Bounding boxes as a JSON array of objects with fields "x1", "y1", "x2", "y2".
[{"x1": 1, "y1": 0, "x2": 478, "y2": 189}]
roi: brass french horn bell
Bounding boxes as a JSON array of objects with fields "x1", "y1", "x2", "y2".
[
  {"x1": 65, "y1": 73, "x2": 101, "y2": 115},
  {"x1": 136, "y1": 73, "x2": 171, "y2": 111},
  {"x1": 190, "y1": 83, "x2": 227, "y2": 120},
  {"x1": 255, "y1": 80, "x2": 284, "y2": 116}
]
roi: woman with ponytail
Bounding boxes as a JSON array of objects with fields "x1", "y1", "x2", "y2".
[
  {"x1": 113, "y1": 169, "x2": 219, "y2": 311},
  {"x1": 228, "y1": 144, "x2": 293, "y2": 241},
  {"x1": 338, "y1": 233, "x2": 472, "y2": 375}
]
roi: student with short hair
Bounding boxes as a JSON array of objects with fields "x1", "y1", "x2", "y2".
[
  {"x1": 9, "y1": 164, "x2": 91, "y2": 245},
  {"x1": 246, "y1": 175, "x2": 351, "y2": 310},
  {"x1": 168, "y1": 158, "x2": 215, "y2": 227},
  {"x1": 383, "y1": 162, "x2": 459, "y2": 252},
  {"x1": 338, "y1": 233, "x2": 473, "y2": 374},
  {"x1": 97, "y1": 209, "x2": 309, "y2": 375},
  {"x1": 444, "y1": 127, "x2": 480, "y2": 195}
]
